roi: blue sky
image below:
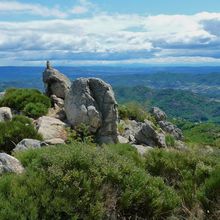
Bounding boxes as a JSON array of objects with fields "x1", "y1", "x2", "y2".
[{"x1": 1, "y1": 0, "x2": 220, "y2": 65}]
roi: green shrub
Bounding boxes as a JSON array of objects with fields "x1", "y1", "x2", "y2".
[
  {"x1": 165, "y1": 135, "x2": 175, "y2": 147},
  {"x1": 144, "y1": 149, "x2": 219, "y2": 217},
  {"x1": 23, "y1": 102, "x2": 49, "y2": 119},
  {"x1": 0, "y1": 143, "x2": 180, "y2": 219},
  {"x1": 0, "y1": 115, "x2": 42, "y2": 153},
  {"x1": 0, "y1": 88, "x2": 51, "y2": 118},
  {"x1": 118, "y1": 102, "x2": 148, "y2": 122}
]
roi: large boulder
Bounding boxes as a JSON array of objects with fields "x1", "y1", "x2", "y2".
[
  {"x1": 36, "y1": 116, "x2": 68, "y2": 141},
  {"x1": 135, "y1": 120, "x2": 167, "y2": 148},
  {"x1": 65, "y1": 78, "x2": 118, "y2": 144},
  {"x1": 151, "y1": 107, "x2": 167, "y2": 122},
  {"x1": 14, "y1": 139, "x2": 45, "y2": 152},
  {"x1": 158, "y1": 121, "x2": 184, "y2": 140},
  {"x1": 43, "y1": 61, "x2": 71, "y2": 99},
  {"x1": 0, "y1": 153, "x2": 24, "y2": 175},
  {"x1": 0, "y1": 107, "x2": 12, "y2": 122}
]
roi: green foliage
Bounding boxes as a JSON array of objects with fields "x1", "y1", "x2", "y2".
[
  {"x1": 0, "y1": 115, "x2": 42, "y2": 153},
  {"x1": 0, "y1": 143, "x2": 180, "y2": 219},
  {"x1": 118, "y1": 102, "x2": 148, "y2": 122},
  {"x1": 66, "y1": 124, "x2": 94, "y2": 144},
  {"x1": 0, "y1": 88, "x2": 51, "y2": 119},
  {"x1": 144, "y1": 149, "x2": 219, "y2": 218},
  {"x1": 165, "y1": 135, "x2": 175, "y2": 147},
  {"x1": 174, "y1": 119, "x2": 220, "y2": 148}
]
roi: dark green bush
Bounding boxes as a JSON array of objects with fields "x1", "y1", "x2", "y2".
[
  {"x1": 0, "y1": 143, "x2": 180, "y2": 219},
  {"x1": 0, "y1": 115, "x2": 42, "y2": 153},
  {"x1": 0, "y1": 88, "x2": 51, "y2": 118},
  {"x1": 118, "y1": 102, "x2": 148, "y2": 122}
]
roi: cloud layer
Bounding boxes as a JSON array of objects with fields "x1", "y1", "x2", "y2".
[{"x1": 1, "y1": 1, "x2": 220, "y2": 65}]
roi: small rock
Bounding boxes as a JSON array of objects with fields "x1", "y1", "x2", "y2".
[
  {"x1": 151, "y1": 107, "x2": 167, "y2": 122},
  {"x1": 51, "y1": 95, "x2": 64, "y2": 108},
  {"x1": 118, "y1": 135, "x2": 129, "y2": 144},
  {"x1": 45, "y1": 138, "x2": 65, "y2": 145},
  {"x1": 132, "y1": 144, "x2": 153, "y2": 155},
  {"x1": 36, "y1": 116, "x2": 68, "y2": 141},
  {"x1": 0, "y1": 153, "x2": 24, "y2": 175},
  {"x1": 14, "y1": 139, "x2": 45, "y2": 152},
  {"x1": 159, "y1": 121, "x2": 184, "y2": 140},
  {"x1": 0, "y1": 107, "x2": 12, "y2": 122}
]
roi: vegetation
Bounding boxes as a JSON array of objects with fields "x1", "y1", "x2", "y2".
[
  {"x1": 0, "y1": 88, "x2": 51, "y2": 119},
  {"x1": 118, "y1": 102, "x2": 148, "y2": 122},
  {"x1": 0, "y1": 115, "x2": 42, "y2": 153},
  {"x1": 0, "y1": 143, "x2": 218, "y2": 219}
]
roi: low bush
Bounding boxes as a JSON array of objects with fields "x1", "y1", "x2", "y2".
[
  {"x1": 0, "y1": 88, "x2": 51, "y2": 119},
  {"x1": 0, "y1": 143, "x2": 180, "y2": 219},
  {"x1": 0, "y1": 115, "x2": 42, "y2": 153},
  {"x1": 118, "y1": 102, "x2": 148, "y2": 122},
  {"x1": 165, "y1": 134, "x2": 175, "y2": 147},
  {"x1": 144, "y1": 149, "x2": 220, "y2": 218}
]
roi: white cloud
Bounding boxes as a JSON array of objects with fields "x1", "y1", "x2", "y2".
[
  {"x1": 1, "y1": 11, "x2": 220, "y2": 65},
  {"x1": 70, "y1": 0, "x2": 97, "y2": 15},
  {"x1": 0, "y1": 1, "x2": 67, "y2": 18}
]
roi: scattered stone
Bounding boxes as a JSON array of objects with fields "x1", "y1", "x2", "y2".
[
  {"x1": 65, "y1": 78, "x2": 118, "y2": 144},
  {"x1": 14, "y1": 139, "x2": 45, "y2": 152},
  {"x1": 118, "y1": 135, "x2": 129, "y2": 144},
  {"x1": 151, "y1": 107, "x2": 167, "y2": 122},
  {"x1": 132, "y1": 144, "x2": 153, "y2": 155},
  {"x1": 44, "y1": 138, "x2": 65, "y2": 145},
  {"x1": 175, "y1": 141, "x2": 188, "y2": 151},
  {"x1": 135, "y1": 120, "x2": 167, "y2": 148},
  {"x1": 0, "y1": 153, "x2": 24, "y2": 175},
  {"x1": 0, "y1": 107, "x2": 12, "y2": 122},
  {"x1": 43, "y1": 61, "x2": 71, "y2": 99},
  {"x1": 159, "y1": 121, "x2": 184, "y2": 140},
  {"x1": 36, "y1": 116, "x2": 68, "y2": 141}
]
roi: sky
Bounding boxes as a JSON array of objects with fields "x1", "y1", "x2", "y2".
[{"x1": 1, "y1": 0, "x2": 220, "y2": 66}]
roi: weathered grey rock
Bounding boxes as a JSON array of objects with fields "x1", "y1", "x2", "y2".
[
  {"x1": 159, "y1": 121, "x2": 184, "y2": 140},
  {"x1": 118, "y1": 135, "x2": 129, "y2": 144},
  {"x1": 151, "y1": 107, "x2": 167, "y2": 122},
  {"x1": 36, "y1": 116, "x2": 68, "y2": 141},
  {"x1": 45, "y1": 138, "x2": 65, "y2": 145},
  {"x1": 43, "y1": 61, "x2": 71, "y2": 99},
  {"x1": 132, "y1": 144, "x2": 153, "y2": 155},
  {"x1": 0, "y1": 107, "x2": 12, "y2": 122},
  {"x1": 0, "y1": 153, "x2": 24, "y2": 175},
  {"x1": 51, "y1": 95, "x2": 65, "y2": 108},
  {"x1": 65, "y1": 78, "x2": 118, "y2": 144},
  {"x1": 14, "y1": 139, "x2": 45, "y2": 152},
  {"x1": 135, "y1": 120, "x2": 167, "y2": 148}
]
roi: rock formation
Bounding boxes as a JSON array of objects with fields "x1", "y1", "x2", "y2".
[
  {"x1": 151, "y1": 107, "x2": 184, "y2": 140},
  {"x1": 0, "y1": 153, "x2": 24, "y2": 175},
  {"x1": 0, "y1": 107, "x2": 12, "y2": 122},
  {"x1": 65, "y1": 78, "x2": 118, "y2": 144},
  {"x1": 43, "y1": 61, "x2": 71, "y2": 99},
  {"x1": 135, "y1": 120, "x2": 167, "y2": 148}
]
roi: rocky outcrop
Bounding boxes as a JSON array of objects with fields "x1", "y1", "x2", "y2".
[
  {"x1": 65, "y1": 78, "x2": 118, "y2": 144},
  {"x1": 151, "y1": 107, "x2": 167, "y2": 122},
  {"x1": 14, "y1": 139, "x2": 45, "y2": 152},
  {"x1": 36, "y1": 116, "x2": 68, "y2": 141},
  {"x1": 159, "y1": 121, "x2": 184, "y2": 140},
  {"x1": 132, "y1": 144, "x2": 153, "y2": 155},
  {"x1": 0, "y1": 107, "x2": 12, "y2": 122},
  {"x1": 151, "y1": 107, "x2": 184, "y2": 141},
  {"x1": 43, "y1": 61, "x2": 71, "y2": 99},
  {"x1": 135, "y1": 120, "x2": 167, "y2": 148},
  {"x1": 0, "y1": 153, "x2": 24, "y2": 175}
]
